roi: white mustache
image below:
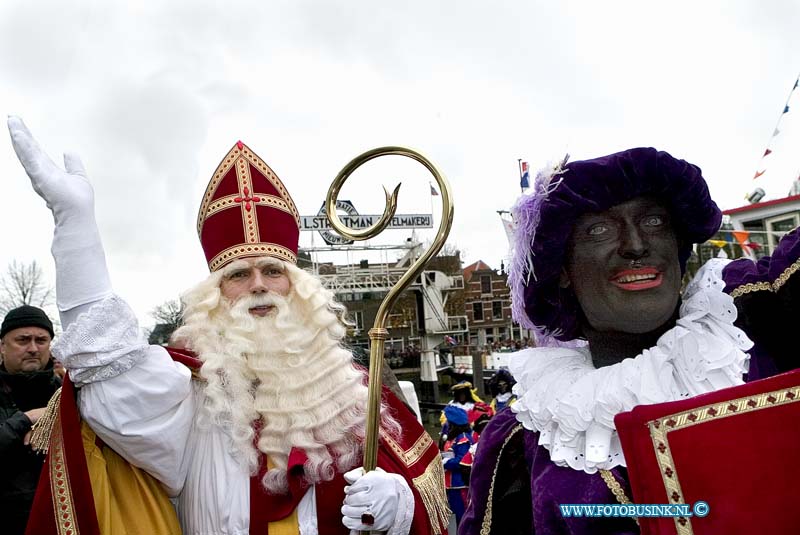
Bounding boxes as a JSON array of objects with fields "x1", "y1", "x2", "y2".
[{"x1": 232, "y1": 293, "x2": 287, "y2": 312}]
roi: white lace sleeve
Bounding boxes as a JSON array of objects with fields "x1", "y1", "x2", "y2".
[
  {"x1": 55, "y1": 295, "x2": 196, "y2": 495},
  {"x1": 52, "y1": 295, "x2": 149, "y2": 386}
]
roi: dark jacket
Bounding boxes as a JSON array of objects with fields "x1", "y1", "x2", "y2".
[{"x1": 0, "y1": 360, "x2": 61, "y2": 535}]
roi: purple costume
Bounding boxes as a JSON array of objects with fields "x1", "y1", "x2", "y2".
[
  {"x1": 459, "y1": 148, "x2": 800, "y2": 535},
  {"x1": 460, "y1": 409, "x2": 638, "y2": 535},
  {"x1": 722, "y1": 227, "x2": 800, "y2": 381}
]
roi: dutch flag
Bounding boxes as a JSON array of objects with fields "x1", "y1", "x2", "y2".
[{"x1": 520, "y1": 161, "x2": 530, "y2": 189}]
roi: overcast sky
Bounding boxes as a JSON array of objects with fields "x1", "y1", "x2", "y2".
[{"x1": 1, "y1": 1, "x2": 799, "y2": 326}]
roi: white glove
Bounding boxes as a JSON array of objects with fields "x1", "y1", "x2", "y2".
[
  {"x1": 8, "y1": 117, "x2": 112, "y2": 319},
  {"x1": 341, "y1": 467, "x2": 414, "y2": 535}
]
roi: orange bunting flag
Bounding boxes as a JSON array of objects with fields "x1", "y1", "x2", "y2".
[
  {"x1": 732, "y1": 231, "x2": 751, "y2": 248},
  {"x1": 754, "y1": 169, "x2": 766, "y2": 179}
]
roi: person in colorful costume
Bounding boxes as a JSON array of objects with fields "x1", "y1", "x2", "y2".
[
  {"x1": 459, "y1": 147, "x2": 800, "y2": 534},
  {"x1": 439, "y1": 380, "x2": 482, "y2": 448},
  {"x1": 487, "y1": 369, "x2": 517, "y2": 413},
  {"x1": 441, "y1": 405, "x2": 472, "y2": 527},
  {"x1": 466, "y1": 401, "x2": 494, "y2": 443},
  {"x1": 8, "y1": 117, "x2": 450, "y2": 535},
  {"x1": 448, "y1": 380, "x2": 480, "y2": 412},
  {"x1": 457, "y1": 401, "x2": 493, "y2": 489}
]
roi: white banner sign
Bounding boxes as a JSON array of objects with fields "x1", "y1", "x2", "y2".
[
  {"x1": 300, "y1": 213, "x2": 433, "y2": 231},
  {"x1": 304, "y1": 200, "x2": 433, "y2": 245}
]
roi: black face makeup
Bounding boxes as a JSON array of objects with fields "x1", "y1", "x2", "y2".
[{"x1": 563, "y1": 196, "x2": 681, "y2": 335}]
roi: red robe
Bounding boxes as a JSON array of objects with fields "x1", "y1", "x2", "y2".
[{"x1": 26, "y1": 348, "x2": 449, "y2": 535}]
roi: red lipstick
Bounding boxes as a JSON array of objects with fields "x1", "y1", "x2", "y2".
[{"x1": 609, "y1": 267, "x2": 663, "y2": 291}]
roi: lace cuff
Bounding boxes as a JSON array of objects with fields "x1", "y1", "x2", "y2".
[
  {"x1": 387, "y1": 473, "x2": 415, "y2": 535},
  {"x1": 509, "y1": 260, "x2": 751, "y2": 473},
  {"x1": 52, "y1": 295, "x2": 149, "y2": 386}
]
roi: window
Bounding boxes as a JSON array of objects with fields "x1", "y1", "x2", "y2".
[
  {"x1": 492, "y1": 301, "x2": 503, "y2": 319},
  {"x1": 480, "y1": 275, "x2": 491, "y2": 294},
  {"x1": 766, "y1": 213, "x2": 800, "y2": 253},
  {"x1": 472, "y1": 302, "x2": 484, "y2": 321}
]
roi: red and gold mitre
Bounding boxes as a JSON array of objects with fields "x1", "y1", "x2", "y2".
[{"x1": 197, "y1": 141, "x2": 301, "y2": 271}]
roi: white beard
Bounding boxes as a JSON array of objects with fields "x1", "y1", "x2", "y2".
[{"x1": 172, "y1": 264, "x2": 401, "y2": 493}]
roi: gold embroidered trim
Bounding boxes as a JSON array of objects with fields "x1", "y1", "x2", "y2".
[
  {"x1": 411, "y1": 455, "x2": 450, "y2": 535},
  {"x1": 198, "y1": 143, "x2": 300, "y2": 234},
  {"x1": 648, "y1": 384, "x2": 800, "y2": 535},
  {"x1": 381, "y1": 430, "x2": 405, "y2": 459},
  {"x1": 380, "y1": 429, "x2": 433, "y2": 468},
  {"x1": 239, "y1": 145, "x2": 300, "y2": 224},
  {"x1": 599, "y1": 470, "x2": 639, "y2": 526},
  {"x1": 729, "y1": 257, "x2": 800, "y2": 298},
  {"x1": 30, "y1": 387, "x2": 62, "y2": 453},
  {"x1": 773, "y1": 257, "x2": 800, "y2": 292},
  {"x1": 480, "y1": 424, "x2": 524, "y2": 535},
  {"x1": 49, "y1": 411, "x2": 79, "y2": 535},
  {"x1": 198, "y1": 146, "x2": 238, "y2": 233},
  {"x1": 649, "y1": 418, "x2": 692, "y2": 534},
  {"x1": 205, "y1": 194, "x2": 294, "y2": 221},
  {"x1": 209, "y1": 242, "x2": 297, "y2": 271},
  {"x1": 729, "y1": 281, "x2": 772, "y2": 298},
  {"x1": 599, "y1": 470, "x2": 632, "y2": 504},
  {"x1": 236, "y1": 156, "x2": 259, "y2": 244}
]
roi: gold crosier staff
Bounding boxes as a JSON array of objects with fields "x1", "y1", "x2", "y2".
[{"x1": 325, "y1": 146, "x2": 454, "y2": 474}]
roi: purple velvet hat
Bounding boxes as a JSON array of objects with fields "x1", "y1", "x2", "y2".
[{"x1": 509, "y1": 147, "x2": 722, "y2": 344}]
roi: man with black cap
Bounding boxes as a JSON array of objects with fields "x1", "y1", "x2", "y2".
[{"x1": 0, "y1": 305, "x2": 61, "y2": 535}]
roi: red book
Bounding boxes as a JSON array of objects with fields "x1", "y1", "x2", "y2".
[{"x1": 615, "y1": 368, "x2": 800, "y2": 535}]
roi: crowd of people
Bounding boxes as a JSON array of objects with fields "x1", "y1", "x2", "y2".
[
  {"x1": 438, "y1": 370, "x2": 518, "y2": 529},
  {"x1": 3, "y1": 116, "x2": 800, "y2": 535},
  {"x1": 485, "y1": 338, "x2": 536, "y2": 353},
  {"x1": 384, "y1": 345, "x2": 422, "y2": 369}
]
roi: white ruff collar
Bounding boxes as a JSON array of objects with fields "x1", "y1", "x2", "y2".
[{"x1": 509, "y1": 259, "x2": 752, "y2": 473}]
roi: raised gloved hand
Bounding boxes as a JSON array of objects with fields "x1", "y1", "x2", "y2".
[
  {"x1": 8, "y1": 116, "x2": 112, "y2": 319},
  {"x1": 341, "y1": 466, "x2": 414, "y2": 534}
]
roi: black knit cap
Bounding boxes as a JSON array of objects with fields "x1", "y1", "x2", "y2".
[{"x1": 1, "y1": 305, "x2": 54, "y2": 339}]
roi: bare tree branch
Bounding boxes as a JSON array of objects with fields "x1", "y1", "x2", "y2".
[
  {"x1": 148, "y1": 299, "x2": 184, "y2": 345},
  {"x1": 0, "y1": 260, "x2": 55, "y2": 316},
  {"x1": 150, "y1": 299, "x2": 184, "y2": 325}
]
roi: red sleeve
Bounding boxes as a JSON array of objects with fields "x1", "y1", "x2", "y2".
[{"x1": 377, "y1": 387, "x2": 450, "y2": 535}]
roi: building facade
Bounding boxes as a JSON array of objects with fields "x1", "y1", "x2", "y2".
[{"x1": 462, "y1": 260, "x2": 529, "y2": 351}]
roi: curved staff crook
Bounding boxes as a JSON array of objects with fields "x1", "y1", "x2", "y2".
[{"x1": 325, "y1": 146, "x2": 454, "y2": 472}]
